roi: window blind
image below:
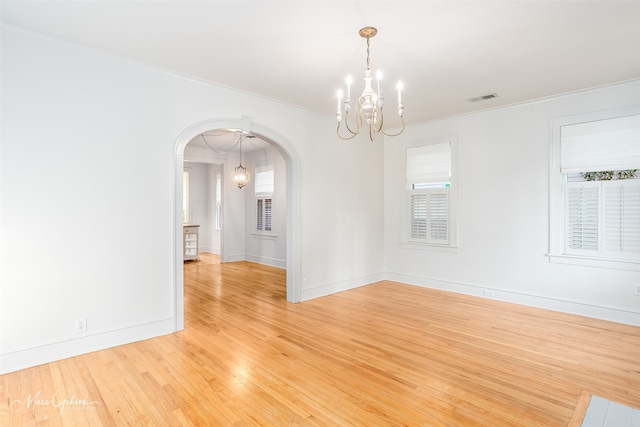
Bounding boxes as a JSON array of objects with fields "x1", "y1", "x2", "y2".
[
  {"x1": 264, "y1": 198, "x2": 272, "y2": 231},
  {"x1": 565, "y1": 180, "x2": 640, "y2": 260},
  {"x1": 566, "y1": 183, "x2": 599, "y2": 252},
  {"x1": 410, "y1": 193, "x2": 428, "y2": 240},
  {"x1": 429, "y1": 192, "x2": 448, "y2": 242},
  {"x1": 256, "y1": 198, "x2": 273, "y2": 231},
  {"x1": 410, "y1": 190, "x2": 449, "y2": 243},
  {"x1": 560, "y1": 114, "x2": 640, "y2": 173},
  {"x1": 406, "y1": 142, "x2": 451, "y2": 184},
  {"x1": 255, "y1": 166, "x2": 274, "y2": 196},
  {"x1": 257, "y1": 199, "x2": 263, "y2": 231},
  {"x1": 603, "y1": 180, "x2": 640, "y2": 257}
]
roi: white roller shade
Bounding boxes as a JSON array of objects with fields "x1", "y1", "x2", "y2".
[
  {"x1": 560, "y1": 114, "x2": 640, "y2": 173},
  {"x1": 254, "y1": 165, "x2": 274, "y2": 196},
  {"x1": 406, "y1": 142, "x2": 451, "y2": 184}
]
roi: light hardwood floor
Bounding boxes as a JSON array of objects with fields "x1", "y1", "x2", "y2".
[{"x1": 2, "y1": 253, "x2": 639, "y2": 426}]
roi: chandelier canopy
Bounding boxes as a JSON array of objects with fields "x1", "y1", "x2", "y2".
[{"x1": 336, "y1": 26, "x2": 405, "y2": 141}]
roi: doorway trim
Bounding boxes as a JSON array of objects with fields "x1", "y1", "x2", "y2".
[{"x1": 173, "y1": 118, "x2": 301, "y2": 331}]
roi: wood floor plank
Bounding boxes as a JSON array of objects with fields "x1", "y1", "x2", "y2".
[{"x1": 2, "y1": 252, "x2": 639, "y2": 425}]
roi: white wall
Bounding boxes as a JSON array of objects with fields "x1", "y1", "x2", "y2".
[
  {"x1": 184, "y1": 162, "x2": 220, "y2": 254},
  {"x1": 384, "y1": 79, "x2": 640, "y2": 325},
  {"x1": 242, "y1": 147, "x2": 287, "y2": 268},
  {"x1": 0, "y1": 25, "x2": 384, "y2": 373}
]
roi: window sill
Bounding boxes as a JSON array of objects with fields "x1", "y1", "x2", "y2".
[
  {"x1": 251, "y1": 233, "x2": 278, "y2": 240},
  {"x1": 548, "y1": 254, "x2": 640, "y2": 271},
  {"x1": 400, "y1": 242, "x2": 460, "y2": 254}
]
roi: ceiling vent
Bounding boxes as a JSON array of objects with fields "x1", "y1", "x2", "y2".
[{"x1": 468, "y1": 93, "x2": 499, "y2": 103}]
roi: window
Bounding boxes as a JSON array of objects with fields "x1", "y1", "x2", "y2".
[
  {"x1": 183, "y1": 169, "x2": 190, "y2": 224},
  {"x1": 550, "y1": 108, "x2": 640, "y2": 269},
  {"x1": 565, "y1": 173, "x2": 639, "y2": 260},
  {"x1": 256, "y1": 198, "x2": 272, "y2": 231},
  {"x1": 405, "y1": 138, "x2": 457, "y2": 247},
  {"x1": 215, "y1": 173, "x2": 221, "y2": 231},
  {"x1": 255, "y1": 165, "x2": 274, "y2": 232}
]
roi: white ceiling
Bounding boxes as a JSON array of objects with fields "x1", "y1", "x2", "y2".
[{"x1": 2, "y1": 1, "x2": 640, "y2": 139}]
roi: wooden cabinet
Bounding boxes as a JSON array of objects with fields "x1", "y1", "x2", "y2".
[{"x1": 183, "y1": 225, "x2": 200, "y2": 261}]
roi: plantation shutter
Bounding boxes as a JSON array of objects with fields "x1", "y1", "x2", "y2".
[
  {"x1": 566, "y1": 183, "x2": 599, "y2": 253},
  {"x1": 256, "y1": 199, "x2": 264, "y2": 231},
  {"x1": 410, "y1": 191, "x2": 449, "y2": 243},
  {"x1": 264, "y1": 198, "x2": 272, "y2": 231},
  {"x1": 560, "y1": 114, "x2": 640, "y2": 173},
  {"x1": 603, "y1": 180, "x2": 640, "y2": 258},
  {"x1": 429, "y1": 192, "x2": 448, "y2": 242},
  {"x1": 255, "y1": 165, "x2": 274, "y2": 232},
  {"x1": 410, "y1": 193, "x2": 428, "y2": 240}
]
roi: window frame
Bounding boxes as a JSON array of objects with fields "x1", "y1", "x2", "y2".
[
  {"x1": 214, "y1": 173, "x2": 222, "y2": 231},
  {"x1": 183, "y1": 169, "x2": 190, "y2": 225},
  {"x1": 549, "y1": 105, "x2": 640, "y2": 271},
  {"x1": 253, "y1": 164, "x2": 276, "y2": 237},
  {"x1": 401, "y1": 135, "x2": 458, "y2": 252}
]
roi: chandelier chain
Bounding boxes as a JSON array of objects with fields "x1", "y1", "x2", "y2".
[{"x1": 366, "y1": 37, "x2": 371, "y2": 71}]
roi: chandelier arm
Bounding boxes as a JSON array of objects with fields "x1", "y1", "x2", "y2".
[
  {"x1": 337, "y1": 123, "x2": 359, "y2": 140},
  {"x1": 381, "y1": 116, "x2": 406, "y2": 137},
  {"x1": 343, "y1": 107, "x2": 362, "y2": 135}
]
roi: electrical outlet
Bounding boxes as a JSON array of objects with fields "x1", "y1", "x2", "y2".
[
  {"x1": 483, "y1": 289, "x2": 495, "y2": 298},
  {"x1": 75, "y1": 317, "x2": 87, "y2": 333},
  {"x1": 635, "y1": 283, "x2": 640, "y2": 296}
]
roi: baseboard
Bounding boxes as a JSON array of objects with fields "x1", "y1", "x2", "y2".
[
  {"x1": 568, "y1": 391, "x2": 592, "y2": 427},
  {"x1": 0, "y1": 316, "x2": 174, "y2": 374},
  {"x1": 384, "y1": 272, "x2": 640, "y2": 326},
  {"x1": 244, "y1": 254, "x2": 286, "y2": 269},
  {"x1": 301, "y1": 272, "x2": 385, "y2": 301},
  {"x1": 199, "y1": 246, "x2": 219, "y2": 254},
  {"x1": 224, "y1": 253, "x2": 245, "y2": 263}
]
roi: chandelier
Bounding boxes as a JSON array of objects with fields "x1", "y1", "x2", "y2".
[
  {"x1": 231, "y1": 133, "x2": 251, "y2": 189},
  {"x1": 336, "y1": 26, "x2": 405, "y2": 141}
]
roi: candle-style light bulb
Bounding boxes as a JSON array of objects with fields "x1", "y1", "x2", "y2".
[
  {"x1": 397, "y1": 81, "x2": 403, "y2": 104},
  {"x1": 376, "y1": 70, "x2": 383, "y2": 96}
]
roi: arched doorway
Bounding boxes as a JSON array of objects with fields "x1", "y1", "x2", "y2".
[{"x1": 173, "y1": 117, "x2": 301, "y2": 331}]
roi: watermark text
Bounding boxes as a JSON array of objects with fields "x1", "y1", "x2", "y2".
[{"x1": 10, "y1": 389, "x2": 101, "y2": 415}]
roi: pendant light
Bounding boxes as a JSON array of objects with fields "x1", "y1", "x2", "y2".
[{"x1": 231, "y1": 133, "x2": 251, "y2": 189}]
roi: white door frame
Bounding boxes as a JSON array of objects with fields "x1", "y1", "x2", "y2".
[{"x1": 173, "y1": 117, "x2": 301, "y2": 331}]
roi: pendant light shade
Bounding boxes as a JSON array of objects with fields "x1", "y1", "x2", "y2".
[{"x1": 232, "y1": 164, "x2": 250, "y2": 189}]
